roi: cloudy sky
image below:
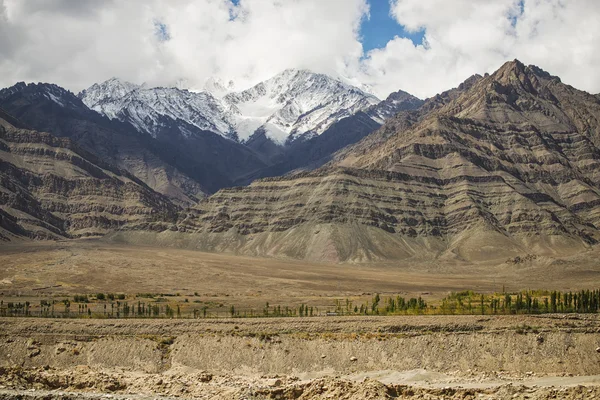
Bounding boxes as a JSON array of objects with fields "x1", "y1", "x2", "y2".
[{"x1": 0, "y1": 0, "x2": 599, "y2": 99}]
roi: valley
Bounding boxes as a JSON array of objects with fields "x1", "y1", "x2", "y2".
[
  {"x1": 1, "y1": 239, "x2": 600, "y2": 315},
  {"x1": 2, "y1": 0, "x2": 600, "y2": 397},
  {"x1": 2, "y1": 241, "x2": 600, "y2": 398},
  {"x1": 2, "y1": 59, "x2": 600, "y2": 399}
]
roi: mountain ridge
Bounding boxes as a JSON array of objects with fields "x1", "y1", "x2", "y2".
[
  {"x1": 0, "y1": 110, "x2": 177, "y2": 241},
  {"x1": 0, "y1": 82, "x2": 209, "y2": 204},
  {"x1": 0, "y1": 81, "x2": 272, "y2": 201},
  {"x1": 79, "y1": 69, "x2": 382, "y2": 149},
  {"x1": 4, "y1": 60, "x2": 598, "y2": 264},
  {"x1": 1, "y1": 75, "x2": 419, "y2": 200},
  {"x1": 160, "y1": 59, "x2": 600, "y2": 262}
]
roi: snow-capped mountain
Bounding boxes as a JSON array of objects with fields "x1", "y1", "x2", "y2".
[
  {"x1": 0, "y1": 74, "x2": 422, "y2": 201},
  {"x1": 79, "y1": 79, "x2": 239, "y2": 139},
  {"x1": 225, "y1": 69, "x2": 380, "y2": 144},
  {"x1": 79, "y1": 78, "x2": 139, "y2": 115},
  {"x1": 1, "y1": 80, "x2": 268, "y2": 199},
  {"x1": 79, "y1": 69, "x2": 380, "y2": 146}
]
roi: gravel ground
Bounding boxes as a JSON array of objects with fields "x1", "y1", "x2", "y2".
[{"x1": 2, "y1": 315, "x2": 600, "y2": 399}]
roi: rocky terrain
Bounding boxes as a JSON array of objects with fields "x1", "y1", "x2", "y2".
[
  {"x1": 168, "y1": 60, "x2": 600, "y2": 262},
  {"x1": 2, "y1": 60, "x2": 600, "y2": 264},
  {"x1": 1, "y1": 71, "x2": 422, "y2": 201},
  {"x1": 3, "y1": 239, "x2": 600, "y2": 398},
  {"x1": 0, "y1": 82, "x2": 268, "y2": 201},
  {"x1": 2, "y1": 315, "x2": 600, "y2": 399},
  {"x1": 0, "y1": 110, "x2": 176, "y2": 240}
]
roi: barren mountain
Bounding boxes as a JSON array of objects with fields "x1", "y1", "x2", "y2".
[
  {"x1": 171, "y1": 60, "x2": 600, "y2": 262},
  {"x1": 0, "y1": 108, "x2": 177, "y2": 241},
  {"x1": 0, "y1": 82, "x2": 268, "y2": 200}
]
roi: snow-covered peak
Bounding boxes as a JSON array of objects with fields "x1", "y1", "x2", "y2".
[
  {"x1": 224, "y1": 69, "x2": 380, "y2": 144},
  {"x1": 79, "y1": 78, "x2": 141, "y2": 119},
  {"x1": 79, "y1": 79, "x2": 239, "y2": 139},
  {"x1": 80, "y1": 77, "x2": 139, "y2": 101},
  {"x1": 78, "y1": 69, "x2": 383, "y2": 147}
]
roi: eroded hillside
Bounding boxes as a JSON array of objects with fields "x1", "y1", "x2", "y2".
[
  {"x1": 171, "y1": 61, "x2": 600, "y2": 262},
  {"x1": 0, "y1": 110, "x2": 176, "y2": 240}
]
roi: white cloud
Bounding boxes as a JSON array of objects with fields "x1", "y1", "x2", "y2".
[
  {"x1": 354, "y1": 0, "x2": 600, "y2": 98},
  {"x1": 0, "y1": 0, "x2": 599, "y2": 99},
  {"x1": 0, "y1": 0, "x2": 368, "y2": 93}
]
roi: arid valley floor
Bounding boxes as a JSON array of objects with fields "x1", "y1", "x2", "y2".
[
  {"x1": 2, "y1": 241, "x2": 600, "y2": 399},
  {"x1": 3, "y1": 240, "x2": 600, "y2": 302}
]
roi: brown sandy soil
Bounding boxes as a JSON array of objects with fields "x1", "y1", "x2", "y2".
[
  {"x1": 2, "y1": 241, "x2": 600, "y2": 398},
  {"x1": 1, "y1": 240, "x2": 600, "y2": 303},
  {"x1": 2, "y1": 315, "x2": 600, "y2": 399}
]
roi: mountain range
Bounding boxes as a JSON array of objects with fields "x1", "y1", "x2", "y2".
[
  {"x1": 2, "y1": 60, "x2": 600, "y2": 263},
  {"x1": 0, "y1": 70, "x2": 416, "y2": 205},
  {"x1": 79, "y1": 69, "x2": 381, "y2": 147}
]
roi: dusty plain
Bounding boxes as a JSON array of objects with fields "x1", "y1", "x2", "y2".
[
  {"x1": 2, "y1": 240, "x2": 600, "y2": 399},
  {"x1": 2, "y1": 239, "x2": 600, "y2": 302}
]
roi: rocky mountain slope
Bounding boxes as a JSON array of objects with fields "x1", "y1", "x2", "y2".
[
  {"x1": 169, "y1": 60, "x2": 600, "y2": 262},
  {"x1": 0, "y1": 108, "x2": 177, "y2": 240},
  {"x1": 0, "y1": 82, "x2": 267, "y2": 201}
]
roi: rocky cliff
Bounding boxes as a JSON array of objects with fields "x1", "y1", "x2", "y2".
[{"x1": 0, "y1": 110, "x2": 177, "y2": 240}]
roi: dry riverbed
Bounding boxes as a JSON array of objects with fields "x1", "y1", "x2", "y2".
[{"x1": 2, "y1": 315, "x2": 600, "y2": 399}]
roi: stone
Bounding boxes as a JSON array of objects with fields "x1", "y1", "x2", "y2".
[
  {"x1": 536, "y1": 335, "x2": 544, "y2": 344},
  {"x1": 28, "y1": 349, "x2": 41, "y2": 358}
]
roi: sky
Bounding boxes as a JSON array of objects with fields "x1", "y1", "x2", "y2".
[
  {"x1": 360, "y1": 0, "x2": 424, "y2": 52},
  {"x1": 0, "y1": 0, "x2": 599, "y2": 99}
]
